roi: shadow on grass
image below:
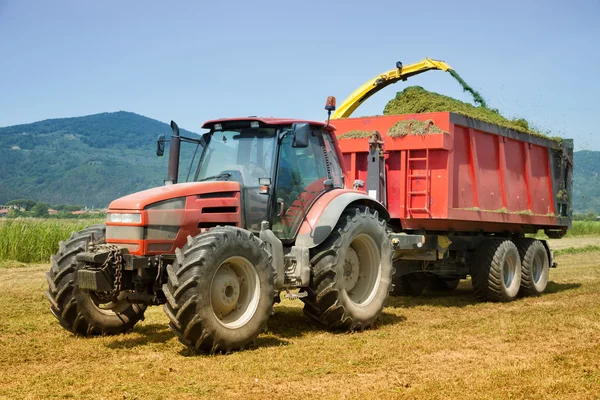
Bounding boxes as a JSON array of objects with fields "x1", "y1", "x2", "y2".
[
  {"x1": 105, "y1": 304, "x2": 408, "y2": 354},
  {"x1": 387, "y1": 285, "x2": 480, "y2": 309},
  {"x1": 545, "y1": 281, "x2": 581, "y2": 294},
  {"x1": 267, "y1": 305, "x2": 405, "y2": 339},
  {"x1": 178, "y1": 335, "x2": 290, "y2": 357},
  {"x1": 106, "y1": 323, "x2": 174, "y2": 349},
  {"x1": 387, "y1": 280, "x2": 583, "y2": 309}
]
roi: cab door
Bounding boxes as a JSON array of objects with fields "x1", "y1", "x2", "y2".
[{"x1": 271, "y1": 129, "x2": 339, "y2": 241}]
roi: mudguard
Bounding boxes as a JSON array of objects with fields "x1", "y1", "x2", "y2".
[{"x1": 295, "y1": 190, "x2": 389, "y2": 249}]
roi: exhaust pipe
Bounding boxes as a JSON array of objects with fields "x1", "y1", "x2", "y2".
[{"x1": 166, "y1": 121, "x2": 181, "y2": 184}]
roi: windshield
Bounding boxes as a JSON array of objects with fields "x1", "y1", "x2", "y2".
[{"x1": 194, "y1": 128, "x2": 277, "y2": 186}]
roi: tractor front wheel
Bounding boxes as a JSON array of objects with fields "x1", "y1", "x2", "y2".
[
  {"x1": 163, "y1": 227, "x2": 276, "y2": 353},
  {"x1": 46, "y1": 225, "x2": 146, "y2": 336}
]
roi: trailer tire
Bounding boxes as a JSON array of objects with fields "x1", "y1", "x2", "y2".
[
  {"x1": 471, "y1": 239, "x2": 522, "y2": 302},
  {"x1": 391, "y1": 272, "x2": 427, "y2": 296},
  {"x1": 301, "y1": 207, "x2": 393, "y2": 330},
  {"x1": 46, "y1": 225, "x2": 146, "y2": 336},
  {"x1": 515, "y1": 239, "x2": 549, "y2": 295},
  {"x1": 163, "y1": 227, "x2": 276, "y2": 353},
  {"x1": 427, "y1": 276, "x2": 461, "y2": 292}
]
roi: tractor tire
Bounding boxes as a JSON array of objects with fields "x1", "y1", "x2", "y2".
[
  {"x1": 391, "y1": 272, "x2": 427, "y2": 296},
  {"x1": 46, "y1": 225, "x2": 146, "y2": 336},
  {"x1": 471, "y1": 239, "x2": 522, "y2": 302},
  {"x1": 301, "y1": 207, "x2": 393, "y2": 330},
  {"x1": 427, "y1": 276, "x2": 461, "y2": 292},
  {"x1": 515, "y1": 239, "x2": 549, "y2": 295},
  {"x1": 162, "y1": 227, "x2": 276, "y2": 353}
]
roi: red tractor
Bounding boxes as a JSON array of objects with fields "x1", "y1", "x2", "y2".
[{"x1": 46, "y1": 111, "x2": 395, "y2": 353}]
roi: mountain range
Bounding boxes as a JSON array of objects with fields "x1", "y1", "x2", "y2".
[{"x1": 0, "y1": 111, "x2": 598, "y2": 213}]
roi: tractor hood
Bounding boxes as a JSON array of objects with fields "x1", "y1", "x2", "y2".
[{"x1": 108, "y1": 181, "x2": 242, "y2": 210}]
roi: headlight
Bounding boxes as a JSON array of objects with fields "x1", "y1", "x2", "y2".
[{"x1": 107, "y1": 213, "x2": 142, "y2": 223}]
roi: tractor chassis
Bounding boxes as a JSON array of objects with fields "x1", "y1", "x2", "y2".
[
  {"x1": 73, "y1": 232, "x2": 438, "y2": 306},
  {"x1": 76, "y1": 249, "x2": 173, "y2": 306}
]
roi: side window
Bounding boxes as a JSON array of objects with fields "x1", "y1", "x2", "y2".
[
  {"x1": 322, "y1": 133, "x2": 344, "y2": 187},
  {"x1": 272, "y1": 130, "x2": 330, "y2": 240}
]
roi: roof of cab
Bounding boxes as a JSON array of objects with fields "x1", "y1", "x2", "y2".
[{"x1": 201, "y1": 117, "x2": 335, "y2": 131}]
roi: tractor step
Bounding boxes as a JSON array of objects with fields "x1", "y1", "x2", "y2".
[{"x1": 284, "y1": 290, "x2": 308, "y2": 300}]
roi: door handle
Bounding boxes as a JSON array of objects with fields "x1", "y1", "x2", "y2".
[{"x1": 276, "y1": 198, "x2": 285, "y2": 217}]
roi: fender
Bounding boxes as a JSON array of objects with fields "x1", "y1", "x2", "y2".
[{"x1": 295, "y1": 189, "x2": 390, "y2": 249}]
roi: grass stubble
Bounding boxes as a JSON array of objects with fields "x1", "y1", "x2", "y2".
[{"x1": 0, "y1": 248, "x2": 599, "y2": 399}]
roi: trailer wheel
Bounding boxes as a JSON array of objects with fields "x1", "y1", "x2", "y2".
[
  {"x1": 301, "y1": 207, "x2": 393, "y2": 330},
  {"x1": 46, "y1": 225, "x2": 146, "y2": 336},
  {"x1": 427, "y1": 276, "x2": 461, "y2": 292},
  {"x1": 471, "y1": 239, "x2": 522, "y2": 302},
  {"x1": 391, "y1": 272, "x2": 427, "y2": 296},
  {"x1": 516, "y1": 239, "x2": 549, "y2": 295},
  {"x1": 163, "y1": 227, "x2": 276, "y2": 353}
]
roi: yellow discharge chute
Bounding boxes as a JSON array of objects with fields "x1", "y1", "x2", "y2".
[{"x1": 332, "y1": 58, "x2": 453, "y2": 119}]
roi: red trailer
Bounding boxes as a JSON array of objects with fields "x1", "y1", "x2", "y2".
[{"x1": 332, "y1": 112, "x2": 573, "y2": 300}]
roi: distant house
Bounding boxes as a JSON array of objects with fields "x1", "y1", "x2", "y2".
[
  {"x1": 0, "y1": 208, "x2": 9, "y2": 216},
  {"x1": 48, "y1": 209, "x2": 58, "y2": 215}
]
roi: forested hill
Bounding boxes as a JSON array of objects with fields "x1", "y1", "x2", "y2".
[
  {"x1": 0, "y1": 111, "x2": 598, "y2": 212},
  {"x1": 0, "y1": 111, "x2": 198, "y2": 206},
  {"x1": 573, "y1": 151, "x2": 600, "y2": 213}
]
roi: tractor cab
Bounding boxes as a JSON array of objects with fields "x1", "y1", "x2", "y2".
[{"x1": 157, "y1": 117, "x2": 345, "y2": 240}]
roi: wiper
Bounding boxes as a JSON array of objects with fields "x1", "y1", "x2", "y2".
[{"x1": 198, "y1": 172, "x2": 231, "y2": 182}]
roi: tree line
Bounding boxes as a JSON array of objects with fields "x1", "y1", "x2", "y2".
[{"x1": 1, "y1": 199, "x2": 104, "y2": 219}]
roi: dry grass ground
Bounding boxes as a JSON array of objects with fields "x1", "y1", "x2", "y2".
[
  {"x1": 1, "y1": 252, "x2": 599, "y2": 399},
  {"x1": 547, "y1": 237, "x2": 600, "y2": 250}
]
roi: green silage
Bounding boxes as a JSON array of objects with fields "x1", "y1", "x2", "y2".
[
  {"x1": 383, "y1": 86, "x2": 553, "y2": 139},
  {"x1": 388, "y1": 119, "x2": 445, "y2": 137},
  {"x1": 448, "y1": 69, "x2": 487, "y2": 108},
  {"x1": 337, "y1": 130, "x2": 373, "y2": 140}
]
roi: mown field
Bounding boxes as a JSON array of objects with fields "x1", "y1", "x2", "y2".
[
  {"x1": 1, "y1": 219, "x2": 600, "y2": 398},
  {"x1": 0, "y1": 243, "x2": 599, "y2": 398}
]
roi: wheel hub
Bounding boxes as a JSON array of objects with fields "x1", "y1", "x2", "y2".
[
  {"x1": 532, "y1": 253, "x2": 543, "y2": 283},
  {"x1": 344, "y1": 234, "x2": 381, "y2": 306},
  {"x1": 343, "y1": 246, "x2": 360, "y2": 291},
  {"x1": 211, "y1": 264, "x2": 241, "y2": 318},
  {"x1": 210, "y1": 256, "x2": 261, "y2": 329},
  {"x1": 503, "y1": 253, "x2": 517, "y2": 287}
]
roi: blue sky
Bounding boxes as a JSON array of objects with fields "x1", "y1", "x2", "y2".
[{"x1": 0, "y1": 0, "x2": 598, "y2": 150}]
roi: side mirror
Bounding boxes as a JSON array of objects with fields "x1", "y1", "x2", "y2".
[
  {"x1": 292, "y1": 122, "x2": 310, "y2": 148},
  {"x1": 156, "y1": 134, "x2": 165, "y2": 156}
]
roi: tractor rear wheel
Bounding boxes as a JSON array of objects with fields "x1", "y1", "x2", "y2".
[
  {"x1": 471, "y1": 239, "x2": 522, "y2": 302},
  {"x1": 46, "y1": 225, "x2": 146, "y2": 336},
  {"x1": 515, "y1": 239, "x2": 549, "y2": 295},
  {"x1": 301, "y1": 207, "x2": 393, "y2": 330},
  {"x1": 163, "y1": 227, "x2": 276, "y2": 353}
]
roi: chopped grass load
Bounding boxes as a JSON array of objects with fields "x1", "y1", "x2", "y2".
[
  {"x1": 337, "y1": 130, "x2": 373, "y2": 140},
  {"x1": 448, "y1": 69, "x2": 488, "y2": 108},
  {"x1": 387, "y1": 119, "x2": 445, "y2": 137},
  {"x1": 383, "y1": 86, "x2": 557, "y2": 140}
]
